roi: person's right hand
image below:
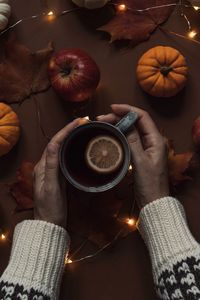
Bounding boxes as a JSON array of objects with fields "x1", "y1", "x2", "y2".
[
  {"x1": 97, "y1": 104, "x2": 169, "y2": 209},
  {"x1": 33, "y1": 118, "x2": 81, "y2": 228}
]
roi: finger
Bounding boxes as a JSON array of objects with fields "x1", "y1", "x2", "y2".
[
  {"x1": 45, "y1": 118, "x2": 80, "y2": 187},
  {"x1": 37, "y1": 148, "x2": 47, "y2": 172},
  {"x1": 111, "y1": 104, "x2": 133, "y2": 116},
  {"x1": 51, "y1": 118, "x2": 80, "y2": 146},
  {"x1": 98, "y1": 104, "x2": 160, "y2": 138},
  {"x1": 111, "y1": 104, "x2": 160, "y2": 137},
  {"x1": 98, "y1": 104, "x2": 161, "y2": 149},
  {"x1": 37, "y1": 118, "x2": 80, "y2": 174},
  {"x1": 127, "y1": 128, "x2": 144, "y2": 164},
  {"x1": 45, "y1": 142, "x2": 60, "y2": 186},
  {"x1": 96, "y1": 105, "x2": 135, "y2": 124},
  {"x1": 96, "y1": 113, "x2": 120, "y2": 124},
  {"x1": 111, "y1": 104, "x2": 162, "y2": 150},
  {"x1": 97, "y1": 109, "x2": 145, "y2": 161},
  {"x1": 33, "y1": 148, "x2": 47, "y2": 192}
]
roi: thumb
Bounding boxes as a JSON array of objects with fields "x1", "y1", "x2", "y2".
[
  {"x1": 127, "y1": 128, "x2": 144, "y2": 164},
  {"x1": 45, "y1": 142, "x2": 59, "y2": 184}
]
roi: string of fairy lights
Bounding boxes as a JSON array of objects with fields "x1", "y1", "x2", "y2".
[
  {"x1": 0, "y1": 1, "x2": 199, "y2": 39},
  {"x1": 1, "y1": 0, "x2": 200, "y2": 264}
]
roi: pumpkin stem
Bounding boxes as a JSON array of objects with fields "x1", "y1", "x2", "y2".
[{"x1": 160, "y1": 66, "x2": 173, "y2": 76}]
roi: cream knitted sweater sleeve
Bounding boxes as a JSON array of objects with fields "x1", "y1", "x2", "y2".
[
  {"x1": 0, "y1": 220, "x2": 70, "y2": 299},
  {"x1": 138, "y1": 197, "x2": 200, "y2": 300}
]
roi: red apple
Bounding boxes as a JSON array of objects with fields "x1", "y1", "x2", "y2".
[
  {"x1": 192, "y1": 116, "x2": 200, "y2": 146},
  {"x1": 48, "y1": 48, "x2": 100, "y2": 102}
]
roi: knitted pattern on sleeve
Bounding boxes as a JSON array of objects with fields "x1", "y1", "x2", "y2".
[
  {"x1": 0, "y1": 220, "x2": 70, "y2": 299},
  {"x1": 138, "y1": 197, "x2": 200, "y2": 300}
]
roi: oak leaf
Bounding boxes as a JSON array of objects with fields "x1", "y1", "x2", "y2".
[
  {"x1": 10, "y1": 161, "x2": 35, "y2": 211},
  {"x1": 0, "y1": 39, "x2": 54, "y2": 104},
  {"x1": 167, "y1": 140, "x2": 193, "y2": 185},
  {"x1": 99, "y1": 0, "x2": 176, "y2": 43}
]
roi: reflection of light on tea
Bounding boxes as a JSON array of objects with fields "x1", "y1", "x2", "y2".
[
  {"x1": 126, "y1": 218, "x2": 136, "y2": 226},
  {"x1": 117, "y1": 4, "x2": 127, "y2": 12},
  {"x1": 188, "y1": 29, "x2": 197, "y2": 39},
  {"x1": 84, "y1": 116, "x2": 90, "y2": 120},
  {"x1": 129, "y1": 164, "x2": 133, "y2": 171}
]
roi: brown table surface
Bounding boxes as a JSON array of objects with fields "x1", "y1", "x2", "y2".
[{"x1": 1, "y1": 1, "x2": 200, "y2": 299}]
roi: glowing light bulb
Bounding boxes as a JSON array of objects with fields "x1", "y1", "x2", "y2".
[
  {"x1": 188, "y1": 29, "x2": 197, "y2": 39},
  {"x1": 67, "y1": 259, "x2": 73, "y2": 264},
  {"x1": 129, "y1": 164, "x2": 133, "y2": 171},
  {"x1": 65, "y1": 257, "x2": 73, "y2": 264},
  {"x1": 1, "y1": 234, "x2": 6, "y2": 240},
  {"x1": 117, "y1": 4, "x2": 127, "y2": 12},
  {"x1": 193, "y1": 6, "x2": 200, "y2": 11},
  {"x1": 47, "y1": 11, "x2": 54, "y2": 16},
  {"x1": 126, "y1": 218, "x2": 136, "y2": 226},
  {"x1": 46, "y1": 11, "x2": 56, "y2": 21}
]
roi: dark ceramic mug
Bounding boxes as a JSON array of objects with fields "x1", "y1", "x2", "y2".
[{"x1": 59, "y1": 112, "x2": 138, "y2": 193}]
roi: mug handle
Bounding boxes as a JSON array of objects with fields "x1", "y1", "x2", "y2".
[{"x1": 116, "y1": 111, "x2": 138, "y2": 134}]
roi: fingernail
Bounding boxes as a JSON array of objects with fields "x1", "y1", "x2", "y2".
[
  {"x1": 47, "y1": 143, "x2": 58, "y2": 155},
  {"x1": 74, "y1": 118, "x2": 80, "y2": 122},
  {"x1": 97, "y1": 115, "x2": 105, "y2": 119}
]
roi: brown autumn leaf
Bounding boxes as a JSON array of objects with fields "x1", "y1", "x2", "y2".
[
  {"x1": 10, "y1": 161, "x2": 35, "y2": 211},
  {"x1": 0, "y1": 38, "x2": 54, "y2": 104},
  {"x1": 167, "y1": 140, "x2": 193, "y2": 185},
  {"x1": 99, "y1": 0, "x2": 176, "y2": 43}
]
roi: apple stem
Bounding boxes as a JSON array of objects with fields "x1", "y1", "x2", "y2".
[{"x1": 61, "y1": 66, "x2": 72, "y2": 76}]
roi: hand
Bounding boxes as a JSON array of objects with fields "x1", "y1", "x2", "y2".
[
  {"x1": 97, "y1": 104, "x2": 169, "y2": 209},
  {"x1": 33, "y1": 118, "x2": 80, "y2": 228}
]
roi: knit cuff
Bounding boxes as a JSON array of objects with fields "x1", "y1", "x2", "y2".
[
  {"x1": 0, "y1": 220, "x2": 70, "y2": 298},
  {"x1": 138, "y1": 197, "x2": 199, "y2": 272}
]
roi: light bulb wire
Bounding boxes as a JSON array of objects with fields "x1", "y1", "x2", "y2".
[
  {"x1": 2, "y1": 0, "x2": 199, "y2": 263},
  {"x1": 0, "y1": 2, "x2": 197, "y2": 38}
]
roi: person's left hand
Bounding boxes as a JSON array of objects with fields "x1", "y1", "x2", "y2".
[{"x1": 33, "y1": 118, "x2": 80, "y2": 228}]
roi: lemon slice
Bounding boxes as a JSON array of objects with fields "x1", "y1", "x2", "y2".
[{"x1": 85, "y1": 135, "x2": 123, "y2": 174}]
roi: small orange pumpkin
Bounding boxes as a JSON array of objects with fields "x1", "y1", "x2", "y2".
[
  {"x1": 0, "y1": 103, "x2": 20, "y2": 157},
  {"x1": 136, "y1": 46, "x2": 188, "y2": 98}
]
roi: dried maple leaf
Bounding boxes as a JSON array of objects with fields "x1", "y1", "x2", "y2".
[
  {"x1": 0, "y1": 38, "x2": 54, "y2": 104},
  {"x1": 10, "y1": 161, "x2": 35, "y2": 211},
  {"x1": 167, "y1": 140, "x2": 193, "y2": 186},
  {"x1": 99, "y1": 0, "x2": 176, "y2": 43}
]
